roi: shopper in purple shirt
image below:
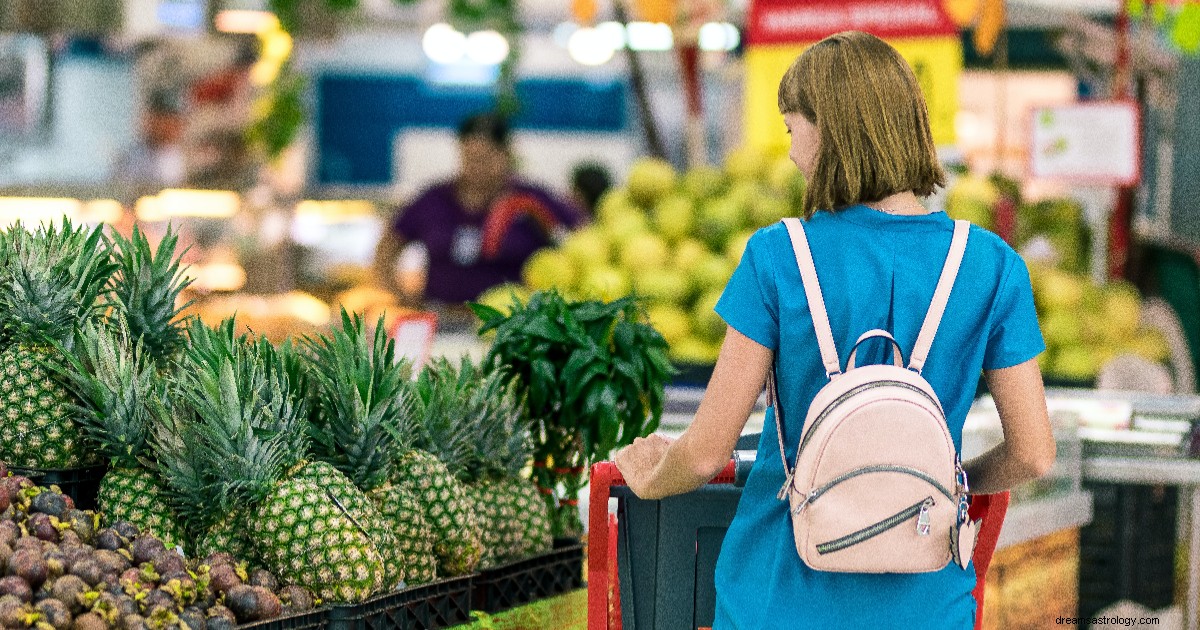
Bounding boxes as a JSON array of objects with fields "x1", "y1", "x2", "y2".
[{"x1": 374, "y1": 113, "x2": 585, "y2": 308}]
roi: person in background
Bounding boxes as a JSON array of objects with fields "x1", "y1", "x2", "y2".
[
  {"x1": 570, "y1": 161, "x2": 613, "y2": 218},
  {"x1": 112, "y1": 89, "x2": 186, "y2": 203},
  {"x1": 374, "y1": 113, "x2": 585, "y2": 308}
]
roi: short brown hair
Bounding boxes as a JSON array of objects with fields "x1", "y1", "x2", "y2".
[{"x1": 778, "y1": 31, "x2": 945, "y2": 218}]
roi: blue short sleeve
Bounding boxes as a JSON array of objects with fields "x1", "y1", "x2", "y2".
[
  {"x1": 983, "y1": 256, "x2": 1046, "y2": 370},
  {"x1": 715, "y1": 230, "x2": 779, "y2": 351}
]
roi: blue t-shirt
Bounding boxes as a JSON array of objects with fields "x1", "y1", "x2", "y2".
[{"x1": 712, "y1": 205, "x2": 1044, "y2": 630}]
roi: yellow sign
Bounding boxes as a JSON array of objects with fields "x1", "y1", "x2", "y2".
[{"x1": 743, "y1": 35, "x2": 962, "y2": 152}]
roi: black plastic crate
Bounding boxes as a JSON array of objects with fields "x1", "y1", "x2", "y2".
[
  {"x1": 9, "y1": 464, "x2": 107, "y2": 510},
  {"x1": 471, "y1": 537, "x2": 584, "y2": 614},
  {"x1": 327, "y1": 576, "x2": 473, "y2": 630},
  {"x1": 239, "y1": 609, "x2": 330, "y2": 630}
]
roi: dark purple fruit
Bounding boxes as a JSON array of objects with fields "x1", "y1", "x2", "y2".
[
  {"x1": 207, "y1": 565, "x2": 240, "y2": 594},
  {"x1": 179, "y1": 607, "x2": 206, "y2": 630},
  {"x1": 202, "y1": 553, "x2": 233, "y2": 569},
  {"x1": 152, "y1": 552, "x2": 185, "y2": 577},
  {"x1": 62, "y1": 510, "x2": 95, "y2": 545},
  {"x1": 0, "y1": 575, "x2": 31, "y2": 602},
  {"x1": 28, "y1": 513, "x2": 59, "y2": 543},
  {"x1": 50, "y1": 574, "x2": 88, "y2": 613},
  {"x1": 94, "y1": 549, "x2": 130, "y2": 576},
  {"x1": 278, "y1": 585, "x2": 313, "y2": 613},
  {"x1": 73, "y1": 612, "x2": 108, "y2": 630},
  {"x1": 0, "y1": 485, "x2": 9, "y2": 514},
  {"x1": 35, "y1": 597, "x2": 71, "y2": 629},
  {"x1": 2, "y1": 476, "x2": 32, "y2": 503},
  {"x1": 111, "y1": 522, "x2": 140, "y2": 540},
  {"x1": 141, "y1": 589, "x2": 175, "y2": 614},
  {"x1": 13, "y1": 536, "x2": 43, "y2": 551},
  {"x1": 0, "y1": 594, "x2": 24, "y2": 627},
  {"x1": 69, "y1": 557, "x2": 103, "y2": 587},
  {"x1": 120, "y1": 567, "x2": 142, "y2": 586},
  {"x1": 205, "y1": 617, "x2": 235, "y2": 630},
  {"x1": 0, "y1": 521, "x2": 19, "y2": 547},
  {"x1": 246, "y1": 569, "x2": 277, "y2": 591},
  {"x1": 205, "y1": 604, "x2": 237, "y2": 624},
  {"x1": 96, "y1": 529, "x2": 126, "y2": 551},
  {"x1": 58, "y1": 530, "x2": 83, "y2": 548},
  {"x1": 223, "y1": 584, "x2": 260, "y2": 621},
  {"x1": 130, "y1": 537, "x2": 165, "y2": 566},
  {"x1": 61, "y1": 546, "x2": 91, "y2": 573},
  {"x1": 121, "y1": 614, "x2": 147, "y2": 630},
  {"x1": 29, "y1": 492, "x2": 67, "y2": 518},
  {"x1": 8, "y1": 548, "x2": 47, "y2": 588},
  {"x1": 251, "y1": 586, "x2": 281, "y2": 620},
  {"x1": 0, "y1": 542, "x2": 12, "y2": 573}
]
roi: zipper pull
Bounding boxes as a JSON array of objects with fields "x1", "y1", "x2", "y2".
[
  {"x1": 791, "y1": 490, "x2": 818, "y2": 515},
  {"x1": 777, "y1": 468, "x2": 796, "y2": 501},
  {"x1": 916, "y1": 497, "x2": 934, "y2": 536}
]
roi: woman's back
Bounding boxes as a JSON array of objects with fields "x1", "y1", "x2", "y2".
[{"x1": 712, "y1": 205, "x2": 1043, "y2": 628}]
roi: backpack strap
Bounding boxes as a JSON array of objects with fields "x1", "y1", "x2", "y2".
[
  {"x1": 781, "y1": 218, "x2": 842, "y2": 378},
  {"x1": 908, "y1": 220, "x2": 970, "y2": 374}
]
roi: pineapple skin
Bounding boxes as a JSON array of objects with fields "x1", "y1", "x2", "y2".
[
  {"x1": 255, "y1": 461, "x2": 386, "y2": 604},
  {"x1": 98, "y1": 467, "x2": 184, "y2": 550},
  {"x1": 468, "y1": 478, "x2": 518, "y2": 569},
  {"x1": 0, "y1": 345, "x2": 100, "y2": 469},
  {"x1": 393, "y1": 449, "x2": 483, "y2": 577},
  {"x1": 197, "y1": 512, "x2": 257, "y2": 563},
  {"x1": 503, "y1": 477, "x2": 554, "y2": 561},
  {"x1": 369, "y1": 484, "x2": 439, "y2": 586}
]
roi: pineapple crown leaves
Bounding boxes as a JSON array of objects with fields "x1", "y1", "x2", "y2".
[
  {"x1": 41, "y1": 318, "x2": 164, "y2": 468},
  {"x1": 0, "y1": 219, "x2": 117, "y2": 347},
  {"x1": 148, "y1": 394, "x2": 235, "y2": 536},
  {"x1": 185, "y1": 317, "x2": 244, "y2": 373},
  {"x1": 175, "y1": 335, "x2": 310, "y2": 510},
  {"x1": 303, "y1": 309, "x2": 417, "y2": 492},
  {"x1": 108, "y1": 223, "x2": 195, "y2": 364}
]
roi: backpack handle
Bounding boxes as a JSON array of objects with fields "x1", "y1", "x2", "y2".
[{"x1": 846, "y1": 329, "x2": 905, "y2": 370}]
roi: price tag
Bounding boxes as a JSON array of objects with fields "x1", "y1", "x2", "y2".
[{"x1": 389, "y1": 311, "x2": 438, "y2": 369}]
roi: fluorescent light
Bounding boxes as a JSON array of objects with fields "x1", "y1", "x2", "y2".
[
  {"x1": 136, "y1": 189, "x2": 240, "y2": 221},
  {"x1": 626, "y1": 22, "x2": 673, "y2": 51},
  {"x1": 699, "y1": 22, "x2": 740, "y2": 51},
  {"x1": 0, "y1": 198, "x2": 82, "y2": 230},
  {"x1": 466, "y1": 30, "x2": 510, "y2": 65},
  {"x1": 568, "y1": 27, "x2": 616, "y2": 66},
  {"x1": 214, "y1": 9, "x2": 278, "y2": 33},
  {"x1": 81, "y1": 199, "x2": 125, "y2": 225},
  {"x1": 423, "y1": 23, "x2": 466, "y2": 64},
  {"x1": 596, "y1": 21, "x2": 628, "y2": 50}
]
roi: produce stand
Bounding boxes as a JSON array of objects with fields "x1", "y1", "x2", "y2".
[
  {"x1": 471, "y1": 538, "x2": 585, "y2": 614},
  {"x1": 327, "y1": 577, "x2": 474, "y2": 630}
]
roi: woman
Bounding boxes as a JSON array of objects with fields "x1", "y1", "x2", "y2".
[
  {"x1": 374, "y1": 113, "x2": 584, "y2": 308},
  {"x1": 615, "y1": 31, "x2": 1055, "y2": 628}
]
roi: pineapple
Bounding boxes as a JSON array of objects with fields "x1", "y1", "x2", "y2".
[
  {"x1": 108, "y1": 223, "x2": 194, "y2": 366},
  {"x1": 168, "y1": 324, "x2": 391, "y2": 603},
  {"x1": 419, "y1": 358, "x2": 552, "y2": 567},
  {"x1": 303, "y1": 310, "x2": 438, "y2": 588},
  {"x1": 47, "y1": 320, "x2": 184, "y2": 548},
  {"x1": 0, "y1": 220, "x2": 116, "y2": 469}
]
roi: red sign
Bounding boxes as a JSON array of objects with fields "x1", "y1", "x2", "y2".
[{"x1": 747, "y1": 0, "x2": 959, "y2": 45}]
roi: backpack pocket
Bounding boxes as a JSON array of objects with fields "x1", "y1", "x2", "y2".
[{"x1": 816, "y1": 496, "x2": 933, "y2": 555}]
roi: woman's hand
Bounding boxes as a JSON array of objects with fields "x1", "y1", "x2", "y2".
[{"x1": 614, "y1": 434, "x2": 676, "y2": 499}]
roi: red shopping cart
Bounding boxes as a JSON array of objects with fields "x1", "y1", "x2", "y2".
[{"x1": 587, "y1": 456, "x2": 1009, "y2": 630}]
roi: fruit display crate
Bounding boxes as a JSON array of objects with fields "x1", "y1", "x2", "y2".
[
  {"x1": 471, "y1": 538, "x2": 585, "y2": 614},
  {"x1": 8, "y1": 464, "x2": 106, "y2": 510},
  {"x1": 239, "y1": 609, "x2": 331, "y2": 630},
  {"x1": 327, "y1": 576, "x2": 474, "y2": 630}
]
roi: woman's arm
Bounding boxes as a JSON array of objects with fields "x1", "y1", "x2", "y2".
[
  {"x1": 962, "y1": 359, "x2": 1056, "y2": 494},
  {"x1": 615, "y1": 326, "x2": 772, "y2": 500}
]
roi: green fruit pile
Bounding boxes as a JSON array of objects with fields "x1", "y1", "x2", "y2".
[
  {"x1": 516, "y1": 149, "x2": 805, "y2": 365},
  {"x1": 1030, "y1": 265, "x2": 1170, "y2": 381}
]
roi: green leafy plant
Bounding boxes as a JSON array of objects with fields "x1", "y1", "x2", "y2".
[{"x1": 470, "y1": 289, "x2": 676, "y2": 536}]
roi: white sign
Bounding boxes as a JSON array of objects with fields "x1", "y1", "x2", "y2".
[{"x1": 1030, "y1": 101, "x2": 1140, "y2": 185}]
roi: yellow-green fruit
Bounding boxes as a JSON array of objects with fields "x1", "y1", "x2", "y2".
[
  {"x1": 671, "y1": 336, "x2": 722, "y2": 365},
  {"x1": 681, "y1": 165, "x2": 728, "y2": 200},
  {"x1": 477, "y1": 284, "x2": 529, "y2": 315},
  {"x1": 1041, "y1": 311, "x2": 1083, "y2": 349},
  {"x1": 725, "y1": 230, "x2": 755, "y2": 265},
  {"x1": 1037, "y1": 270, "x2": 1086, "y2": 312},
  {"x1": 698, "y1": 198, "x2": 744, "y2": 250},
  {"x1": 647, "y1": 305, "x2": 693, "y2": 348},
  {"x1": 580, "y1": 266, "x2": 632, "y2": 301},
  {"x1": 946, "y1": 174, "x2": 998, "y2": 231},
  {"x1": 673, "y1": 239, "x2": 710, "y2": 271},
  {"x1": 1129, "y1": 329, "x2": 1170, "y2": 363},
  {"x1": 767, "y1": 156, "x2": 800, "y2": 194},
  {"x1": 1103, "y1": 282, "x2": 1142, "y2": 337},
  {"x1": 619, "y1": 233, "x2": 670, "y2": 273},
  {"x1": 563, "y1": 227, "x2": 613, "y2": 266},
  {"x1": 653, "y1": 195, "x2": 696, "y2": 243},
  {"x1": 724, "y1": 146, "x2": 770, "y2": 182},
  {"x1": 1050, "y1": 346, "x2": 1102, "y2": 380},
  {"x1": 692, "y1": 254, "x2": 734, "y2": 295},
  {"x1": 627, "y1": 158, "x2": 677, "y2": 207},
  {"x1": 636, "y1": 270, "x2": 691, "y2": 305},
  {"x1": 692, "y1": 289, "x2": 726, "y2": 340},
  {"x1": 522, "y1": 249, "x2": 574, "y2": 292},
  {"x1": 597, "y1": 189, "x2": 637, "y2": 222},
  {"x1": 750, "y1": 194, "x2": 792, "y2": 228},
  {"x1": 602, "y1": 211, "x2": 650, "y2": 243}
]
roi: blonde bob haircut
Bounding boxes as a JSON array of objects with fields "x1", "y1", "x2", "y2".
[{"x1": 778, "y1": 31, "x2": 946, "y2": 218}]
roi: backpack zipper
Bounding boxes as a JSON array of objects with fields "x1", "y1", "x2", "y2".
[
  {"x1": 816, "y1": 497, "x2": 934, "y2": 555},
  {"x1": 807, "y1": 464, "x2": 953, "y2": 505},
  {"x1": 796, "y1": 380, "x2": 945, "y2": 458}
]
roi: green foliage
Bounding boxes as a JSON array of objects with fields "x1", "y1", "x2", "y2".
[
  {"x1": 247, "y1": 65, "x2": 306, "y2": 162},
  {"x1": 108, "y1": 223, "x2": 194, "y2": 365}
]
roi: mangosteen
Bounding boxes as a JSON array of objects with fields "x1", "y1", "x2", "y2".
[
  {"x1": 0, "y1": 575, "x2": 32, "y2": 602},
  {"x1": 201, "y1": 554, "x2": 233, "y2": 569},
  {"x1": 9, "y1": 547, "x2": 48, "y2": 588},
  {"x1": 206, "y1": 565, "x2": 239, "y2": 595},
  {"x1": 130, "y1": 537, "x2": 165, "y2": 566},
  {"x1": 0, "y1": 486, "x2": 10, "y2": 514},
  {"x1": 152, "y1": 552, "x2": 185, "y2": 577},
  {"x1": 141, "y1": 589, "x2": 176, "y2": 614},
  {"x1": 0, "y1": 521, "x2": 18, "y2": 547},
  {"x1": 251, "y1": 586, "x2": 281, "y2": 620},
  {"x1": 69, "y1": 557, "x2": 103, "y2": 587},
  {"x1": 205, "y1": 604, "x2": 236, "y2": 624},
  {"x1": 3, "y1": 476, "x2": 32, "y2": 503},
  {"x1": 73, "y1": 612, "x2": 109, "y2": 630},
  {"x1": 246, "y1": 569, "x2": 277, "y2": 591},
  {"x1": 35, "y1": 597, "x2": 72, "y2": 629},
  {"x1": 59, "y1": 530, "x2": 83, "y2": 548},
  {"x1": 61, "y1": 545, "x2": 92, "y2": 573},
  {"x1": 50, "y1": 574, "x2": 88, "y2": 613},
  {"x1": 29, "y1": 492, "x2": 67, "y2": 518},
  {"x1": 224, "y1": 584, "x2": 262, "y2": 622},
  {"x1": 62, "y1": 509, "x2": 95, "y2": 545},
  {"x1": 111, "y1": 522, "x2": 139, "y2": 540},
  {"x1": 27, "y1": 512, "x2": 59, "y2": 543},
  {"x1": 179, "y1": 607, "x2": 206, "y2": 630},
  {"x1": 93, "y1": 550, "x2": 130, "y2": 577},
  {"x1": 278, "y1": 585, "x2": 313, "y2": 613},
  {"x1": 205, "y1": 617, "x2": 235, "y2": 630},
  {"x1": 0, "y1": 594, "x2": 25, "y2": 628},
  {"x1": 120, "y1": 567, "x2": 142, "y2": 586},
  {"x1": 13, "y1": 536, "x2": 44, "y2": 552},
  {"x1": 96, "y1": 529, "x2": 125, "y2": 551},
  {"x1": 0, "y1": 542, "x2": 13, "y2": 573},
  {"x1": 121, "y1": 614, "x2": 147, "y2": 630}
]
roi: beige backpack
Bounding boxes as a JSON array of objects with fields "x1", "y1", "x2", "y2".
[{"x1": 769, "y1": 217, "x2": 978, "y2": 574}]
